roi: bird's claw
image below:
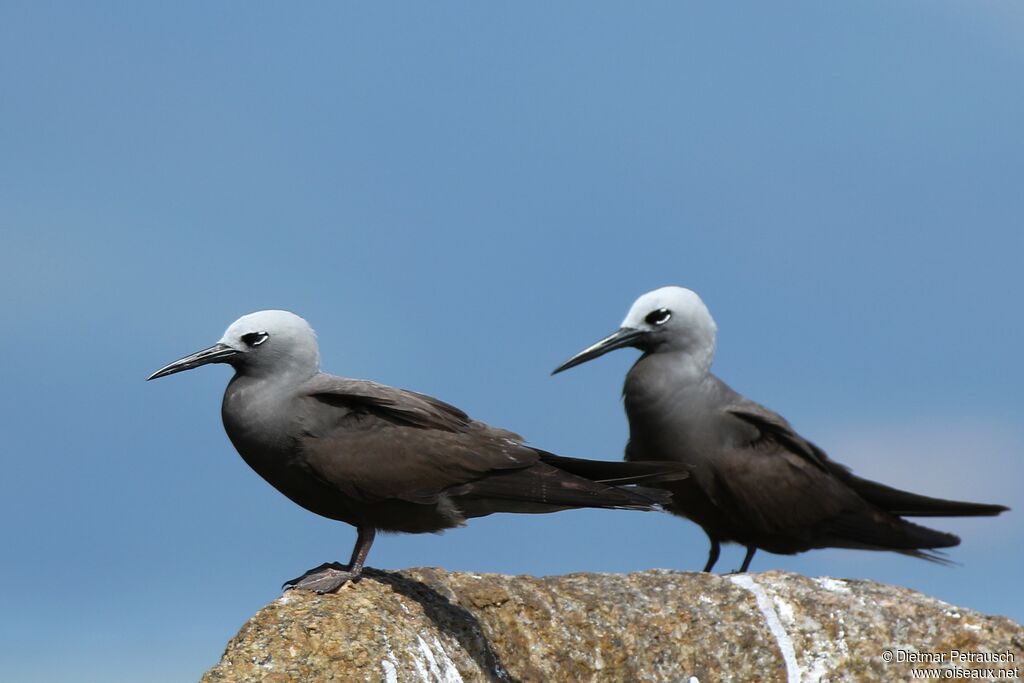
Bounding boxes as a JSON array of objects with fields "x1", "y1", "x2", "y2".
[{"x1": 282, "y1": 562, "x2": 361, "y2": 593}]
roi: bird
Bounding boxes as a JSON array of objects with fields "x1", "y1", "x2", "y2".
[
  {"x1": 148, "y1": 309, "x2": 689, "y2": 593},
  {"x1": 552, "y1": 286, "x2": 1008, "y2": 573}
]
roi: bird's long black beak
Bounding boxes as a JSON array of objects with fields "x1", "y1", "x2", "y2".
[
  {"x1": 552, "y1": 327, "x2": 645, "y2": 375},
  {"x1": 147, "y1": 343, "x2": 240, "y2": 381}
]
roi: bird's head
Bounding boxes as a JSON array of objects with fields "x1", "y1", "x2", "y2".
[
  {"x1": 148, "y1": 309, "x2": 320, "y2": 381},
  {"x1": 552, "y1": 286, "x2": 717, "y2": 375}
]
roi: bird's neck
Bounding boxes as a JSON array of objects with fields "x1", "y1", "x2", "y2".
[
  {"x1": 237, "y1": 353, "x2": 319, "y2": 384},
  {"x1": 221, "y1": 371, "x2": 301, "y2": 459},
  {"x1": 638, "y1": 347, "x2": 713, "y2": 384},
  {"x1": 624, "y1": 350, "x2": 713, "y2": 417}
]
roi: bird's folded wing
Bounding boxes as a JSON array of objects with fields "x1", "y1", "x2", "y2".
[
  {"x1": 302, "y1": 375, "x2": 494, "y2": 433},
  {"x1": 297, "y1": 426, "x2": 538, "y2": 504},
  {"x1": 710, "y1": 447, "x2": 854, "y2": 536},
  {"x1": 295, "y1": 376, "x2": 536, "y2": 504},
  {"x1": 726, "y1": 402, "x2": 830, "y2": 471}
]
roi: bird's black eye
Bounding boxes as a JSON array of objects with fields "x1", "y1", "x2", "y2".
[
  {"x1": 645, "y1": 308, "x2": 671, "y2": 326},
  {"x1": 241, "y1": 332, "x2": 269, "y2": 347}
]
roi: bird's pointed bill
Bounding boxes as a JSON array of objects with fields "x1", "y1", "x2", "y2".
[
  {"x1": 552, "y1": 327, "x2": 645, "y2": 375},
  {"x1": 147, "y1": 343, "x2": 239, "y2": 380}
]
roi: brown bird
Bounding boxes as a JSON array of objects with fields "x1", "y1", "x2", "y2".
[
  {"x1": 149, "y1": 309, "x2": 688, "y2": 592},
  {"x1": 554, "y1": 286, "x2": 1008, "y2": 573}
]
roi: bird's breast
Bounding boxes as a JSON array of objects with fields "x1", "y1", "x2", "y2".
[
  {"x1": 623, "y1": 368, "x2": 722, "y2": 466},
  {"x1": 221, "y1": 380, "x2": 297, "y2": 470}
]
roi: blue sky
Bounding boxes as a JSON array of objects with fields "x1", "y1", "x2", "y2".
[{"x1": 2, "y1": 3, "x2": 1021, "y2": 681}]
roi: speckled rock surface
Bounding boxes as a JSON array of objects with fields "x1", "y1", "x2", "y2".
[{"x1": 202, "y1": 569, "x2": 1022, "y2": 682}]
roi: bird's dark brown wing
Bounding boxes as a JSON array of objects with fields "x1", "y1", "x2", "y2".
[
  {"x1": 293, "y1": 375, "x2": 661, "y2": 512},
  {"x1": 726, "y1": 402, "x2": 830, "y2": 471},
  {"x1": 721, "y1": 403, "x2": 880, "y2": 531},
  {"x1": 293, "y1": 377, "x2": 534, "y2": 504},
  {"x1": 726, "y1": 400, "x2": 1007, "y2": 518},
  {"x1": 708, "y1": 443, "x2": 848, "y2": 536},
  {"x1": 302, "y1": 375, "x2": 504, "y2": 434},
  {"x1": 835, "y1": 473, "x2": 1008, "y2": 517},
  {"x1": 296, "y1": 419, "x2": 540, "y2": 505},
  {"x1": 714, "y1": 403, "x2": 969, "y2": 552}
]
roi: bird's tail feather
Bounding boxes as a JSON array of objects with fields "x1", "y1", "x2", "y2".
[
  {"x1": 537, "y1": 452, "x2": 691, "y2": 486},
  {"x1": 452, "y1": 460, "x2": 675, "y2": 514},
  {"x1": 895, "y1": 548, "x2": 958, "y2": 566},
  {"x1": 826, "y1": 512, "x2": 962, "y2": 553}
]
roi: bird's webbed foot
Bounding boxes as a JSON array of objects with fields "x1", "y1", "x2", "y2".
[{"x1": 282, "y1": 561, "x2": 363, "y2": 593}]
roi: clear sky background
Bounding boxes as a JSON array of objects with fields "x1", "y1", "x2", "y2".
[{"x1": 2, "y1": 3, "x2": 1021, "y2": 681}]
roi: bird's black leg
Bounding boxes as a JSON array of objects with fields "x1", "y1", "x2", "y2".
[
  {"x1": 283, "y1": 526, "x2": 376, "y2": 594},
  {"x1": 703, "y1": 538, "x2": 721, "y2": 573},
  {"x1": 738, "y1": 545, "x2": 756, "y2": 573}
]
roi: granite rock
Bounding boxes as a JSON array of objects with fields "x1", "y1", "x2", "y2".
[{"x1": 203, "y1": 568, "x2": 1022, "y2": 682}]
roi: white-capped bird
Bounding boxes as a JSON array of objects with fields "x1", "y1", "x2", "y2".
[{"x1": 554, "y1": 286, "x2": 1007, "y2": 572}]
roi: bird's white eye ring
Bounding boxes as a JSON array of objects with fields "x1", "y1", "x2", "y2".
[
  {"x1": 645, "y1": 308, "x2": 671, "y2": 326},
  {"x1": 241, "y1": 332, "x2": 269, "y2": 347}
]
